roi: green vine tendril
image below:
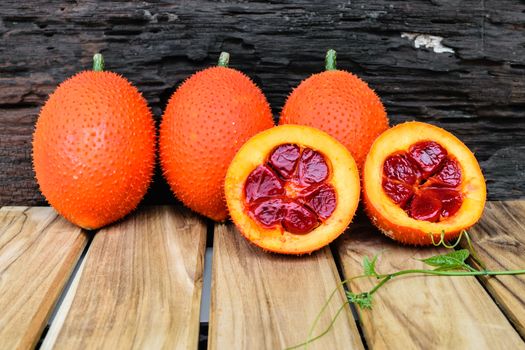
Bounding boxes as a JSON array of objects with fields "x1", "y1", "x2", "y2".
[{"x1": 285, "y1": 230, "x2": 524, "y2": 350}]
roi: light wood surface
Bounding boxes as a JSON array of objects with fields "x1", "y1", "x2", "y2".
[
  {"x1": 465, "y1": 200, "x2": 525, "y2": 337},
  {"x1": 334, "y1": 219, "x2": 525, "y2": 350},
  {"x1": 0, "y1": 206, "x2": 88, "y2": 350},
  {"x1": 45, "y1": 206, "x2": 207, "y2": 350},
  {"x1": 208, "y1": 223, "x2": 364, "y2": 350},
  {"x1": 41, "y1": 254, "x2": 87, "y2": 350}
]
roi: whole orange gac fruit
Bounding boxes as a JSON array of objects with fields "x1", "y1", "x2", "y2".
[
  {"x1": 33, "y1": 54, "x2": 156, "y2": 230},
  {"x1": 160, "y1": 52, "x2": 274, "y2": 221},
  {"x1": 280, "y1": 49, "x2": 389, "y2": 168}
]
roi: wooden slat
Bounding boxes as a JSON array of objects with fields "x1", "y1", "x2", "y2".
[
  {"x1": 43, "y1": 206, "x2": 207, "y2": 349},
  {"x1": 464, "y1": 200, "x2": 525, "y2": 337},
  {"x1": 0, "y1": 206, "x2": 88, "y2": 350},
  {"x1": 209, "y1": 224, "x2": 364, "y2": 350},
  {"x1": 334, "y1": 219, "x2": 525, "y2": 349}
]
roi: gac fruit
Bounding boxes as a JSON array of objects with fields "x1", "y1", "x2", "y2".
[
  {"x1": 363, "y1": 121, "x2": 486, "y2": 245},
  {"x1": 280, "y1": 49, "x2": 389, "y2": 168},
  {"x1": 160, "y1": 52, "x2": 274, "y2": 221},
  {"x1": 33, "y1": 54, "x2": 156, "y2": 229},
  {"x1": 225, "y1": 124, "x2": 360, "y2": 254}
]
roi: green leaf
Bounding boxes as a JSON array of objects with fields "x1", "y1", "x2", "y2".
[
  {"x1": 346, "y1": 291, "x2": 373, "y2": 309},
  {"x1": 363, "y1": 255, "x2": 379, "y2": 277},
  {"x1": 420, "y1": 249, "x2": 470, "y2": 270}
]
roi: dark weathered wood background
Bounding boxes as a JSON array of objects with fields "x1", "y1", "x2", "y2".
[{"x1": 1, "y1": 0, "x2": 524, "y2": 205}]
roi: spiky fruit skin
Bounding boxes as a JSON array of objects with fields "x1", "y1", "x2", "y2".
[
  {"x1": 160, "y1": 66, "x2": 274, "y2": 221},
  {"x1": 280, "y1": 70, "x2": 389, "y2": 168},
  {"x1": 33, "y1": 71, "x2": 156, "y2": 230},
  {"x1": 363, "y1": 121, "x2": 486, "y2": 245}
]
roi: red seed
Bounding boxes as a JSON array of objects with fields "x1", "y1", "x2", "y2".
[
  {"x1": 409, "y1": 192, "x2": 442, "y2": 222},
  {"x1": 423, "y1": 187, "x2": 463, "y2": 218},
  {"x1": 383, "y1": 153, "x2": 420, "y2": 185},
  {"x1": 382, "y1": 179, "x2": 414, "y2": 208},
  {"x1": 244, "y1": 165, "x2": 285, "y2": 203},
  {"x1": 296, "y1": 148, "x2": 329, "y2": 185},
  {"x1": 268, "y1": 144, "x2": 300, "y2": 179},
  {"x1": 302, "y1": 183, "x2": 337, "y2": 220},
  {"x1": 249, "y1": 198, "x2": 285, "y2": 228},
  {"x1": 244, "y1": 145, "x2": 337, "y2": 233},
  {"x1": 408, "y1": 141, "x2": 447, "y2": 177},
  {"x1": 381, "y1": 140, "x2": 465, "y2": 223},
  {"x1": 282, "y1": 200, "x2": 319, "y2": 234},
  {"x1": 429, "y1": 158, "x2": 462, "y2": 187}
]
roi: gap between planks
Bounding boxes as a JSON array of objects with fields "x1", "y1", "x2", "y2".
[
  {"x1": 464, "y1": 200, "x2": 525, "y2": 339},
  {"x1": 41, "y1": 206, "x2": 207, "y2": 350},
  {"x1": 208, "y1": 223, "x2": 364, "y2": 350},
  {"x1": 333, "y1": 210, "x2": 525, "y2": 349},
  {"x1": 3, "y1": 201, "x2": 524, "y2": 349},
  {"x1": 0, "y1": 207, "x2": 89, "y2": 350}
]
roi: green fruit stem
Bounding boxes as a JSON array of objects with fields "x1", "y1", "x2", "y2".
[
  {"x1": 93, "y1": 53, "x2": 104, "y2": 72},
  {"x1": 325, "y1": 49, "x2": 337, "y2": 71},
  {"x1": 218, "y1": 52, "x2": 230, "y2": 67}
]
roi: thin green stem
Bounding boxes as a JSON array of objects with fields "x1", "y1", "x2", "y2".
[
  {"x1": 463, "y1": 231, "x2": 487, "y2": 270},
  {"x1": 430, "y1": 230, "x2": 462, "y2": 249},
  {"x1": 285, "y1": 301, "x2": 349, "y2": 350},
  {"x1": 304, "y1": 275, "x2": 368, "y2": 348},
  {"x1": 378, "y1": 268, "x2": 525, "y2": 279},
  {"x1": 367, "y1": 275, "x2": 392, "y2": 296},
  {"x1": 290, "y1": 227, "x2": 525, "y2": 350},
  {"x1": 325, "y1": 49, "x2": 337, "y2": 71},
  {"x1": 93, "y1": 53, "x2": 104, "y2": 71},
  {"x1": 430, "y1": 230, "x2": 488, "y2": 270},
  {"x1": 290, "y1": 262, "x2": 525, "y2": 350},
  {"x1": 464, "y1": 264, "x2": 478, "y2": 272},
  {"x1": 218, "y1": 52, "x2": 230, "y2": 67}
]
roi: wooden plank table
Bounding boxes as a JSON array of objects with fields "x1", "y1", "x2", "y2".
[{"x1": 0, "y1": 201, "x2": 523, "y2": 349}]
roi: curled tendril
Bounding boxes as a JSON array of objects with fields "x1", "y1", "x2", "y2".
[
  {"x1": 429, "y1": 230, "x2": 464, "y2": 248},
  {"x1": 428, "y1": 230, "x2": 486, "y2": 270}
]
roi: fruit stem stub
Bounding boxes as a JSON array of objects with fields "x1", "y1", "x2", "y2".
[
  {"x1": 93, "y1": 53, "x2": 105, "y2": 72},
  {"x1": 218, "y1": 52, "x2": 230, "y2": 67},
  {"x1": 325, "y1": 49, "x2": 337, "y2": 71}
]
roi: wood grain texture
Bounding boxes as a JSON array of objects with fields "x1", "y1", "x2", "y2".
[
  {"x1": 334, "y1": 218, "x2": 525, "y2": 350},
  {"x1": 209, "y1": 223, "x2": 363, "y2": 350},
  {"x1": 1, "y1": 1, "x2": 524, "y2": 205},
  {"x1": 45, "y1": 206, "x2": 207, "y2": 350},
  {"x1": 464, "y1": 200, "x2": 525, "y2": 337},
  {"x1": 0, "y1": 206, "x2": 88, "y2": 350},
  {"x1": 41, "y1": 254, "x2": 87, "y2": 350}
]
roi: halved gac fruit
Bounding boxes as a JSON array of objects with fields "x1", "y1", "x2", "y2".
[
  {"x1": 225, "y1": 125, "x2": 360, "y2": 254},
  {"x1": 363, "y1": 121, "x2": 486, "y2": 245}
]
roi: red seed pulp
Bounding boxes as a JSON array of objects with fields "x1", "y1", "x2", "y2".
[
  {"x1": 382, "y1": 141, "x2": 464, "y2": 222},
  {"x1": 244, "y1": 144, "x2": 337, "y2": 234}
]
